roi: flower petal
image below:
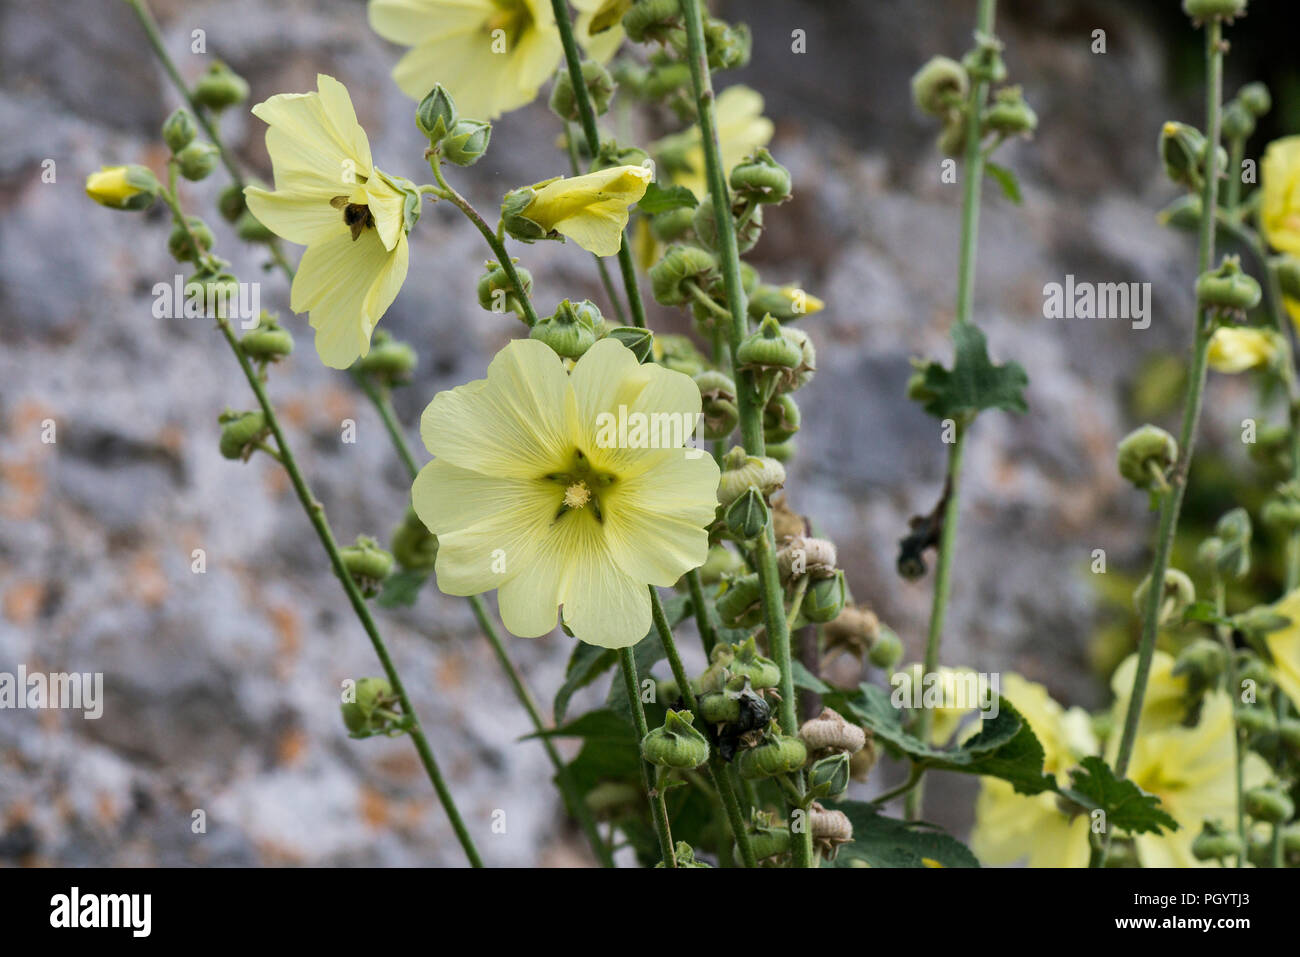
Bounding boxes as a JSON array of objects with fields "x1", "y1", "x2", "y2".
[
  {"x1": 252, "y1": 75, "x2": 372, "y2": 192},
  {"x1": 562, "y1": 555, "x2": 652, "y2": 648},
  {"x1": 243, "y1": 186, "x2": 341, "y2": 246}
]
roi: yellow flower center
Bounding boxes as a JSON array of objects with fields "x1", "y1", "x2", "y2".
[
  {"x1": 546, "y1": 448, "x2": 617, "y2": 523},
  {"x1": 486, "y1": 0, "x2": 533, "y2": 45},
  {"x1": 564, "y1": 481, "x2": 591, "y2": 510}
]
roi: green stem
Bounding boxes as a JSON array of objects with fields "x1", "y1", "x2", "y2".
[
  {"x1": 685, "y1": 569, "x2": 720, "y2": 656},
  {"x1": 619, "y1": 646, "x2": 676, "y2": 866},
  {"x1": 352, "y1": 373, "x2": 421, "y2": 477},
  {"x1": 1111, "y1": 17, "x2": 1225, "y2": 821},
  {"x1": 1214, "y1": 576, "x2": 1247, "y2": 867},
  {"x1": 873, "y1": 763, "x2": 926, "y2": 807}
]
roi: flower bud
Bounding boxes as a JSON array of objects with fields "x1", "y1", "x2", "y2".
[
  {"x1": 1244, "y1": 786, "x2": 1293, "y2": 824},
  {"x1": 1117, "y1": 424, "x2": 1177, "y2": 492},
  {"x1": 693, "y1": 193, "x2": 762, "y2": 254},
  {"x1": 800, "y1": 707, "x2": 866, "y2": 755},
  {"x1": 193, "y1": 61, "x2": 249, "y2": 111},
  {"x1": 441, "y1": 118, "x2": 492, "y2": 166},
  {"x1": 937, "y1": 112, "x2": 969, "y2": 158},
  {"x1": 606, "y1": 325, "x2": 655, "y2": 362},
  {"x1": 1278, "y1": 718, "x2": 1300, "y2": 755},
  {"x1": 416, "y1": 84, "x2": 457, "y2": 143},
  {"x1": 803, "y1": 570, "x2": 847, "y2": 623},
  {"x1": 778, "y1": 327, "x2": 816, "y2": 390},
  {"x1": 1191, "y1": 824, "x2": 1243, "y2": 862},
  {"x1": 698, "y1": 544, "x2": 743, "y2": 585},
  {"x1": 737, "y1": 733, "x2": 807, "y2": 779},
  {"x1": 650, "y1": 244, "x2": 718, "y2": 306},
  {"x1": 622, "y1": 0, "x2": 681, "y2": 44},
  {"x1": 699, "y1": 17, "x2": 751, "y2": 71},
  {"x1": 807, "y1": 752, "x2": 852, "y2": 800},
  {"x1": 1239, "y1": 81, "x2": 1271, "y2": 117},
  {"x1": 641, "y1": 709, "x2": 710, "y2": 769},
  {"x1": 983, "y1": 86, "x2": 1037, "y2": 136},
  {"x1": 218, "y1": 183, "x2": 247, "y2": 222},
  {"x1": 850, "y1": 734, "x2": 878, "y2": 781},
  {"x1": 218, "y1": 409, "x2": 268, "y2": 461},
  {"x1": 763, "y1": 393, "x2": 801, "y2": 443},
  {"x1": 235, "y1": 208, "x2": 275, "y2": 243},
  {"x1": 654, "y1": 841, "x2": 711, "y2": 867},
  {"x1": 185, "y1": 267, "x2": 241, "y2": 318},
  {"x1": 240, "y1": 313, "x2": 294, "y2": 364},
  {"x1": 85, "y1": 164, "x2": 159, "y2": 211},
  {"x1": 695, "y1": 370, "x2": 738, "y2": 439},
  {"x1": 592, "y1": 141, "x2": 651, "y2": 172},
  {"x1": 476, "y1": 260, "x2": 534, "y2": 319},
  {"x1": 1132, "y1": 568, "x2": 1196, "y2": 628},
  {"x1": 1172, "y1": 638, "x2": 1226, "y2": 687},
  {"x1": 1196, "y1": 255, "x2": 1261, "y2": 314},
  {"x1": 741, "y1": 817, "x2": 792, "y2": 863},
  {"x1": 823, "y1": 605, "x2": 881, "y2": 659},
  {"x1": 1236, "y1": 705, "x2": 1276, "y2": 738},
  {"x1": 650, "y1": 206, "x2": 695, "y2": 243},
  {"x1": 911, "y1": 56, "x2": 968, "y2": 116},
  {"x1": 1159, "y1": 121, "x2": 1226, "y2": 191},
  {"x1": 725, "y1": 487, "x2": 768, "y2": 540},
  {"x1": 390, "y1": 507, "x2": 439, "y2": 571},
  {"x1": 716, "y1": 573, "x2": 763, "y2": 628},
  {"x1": 730, "y1": 148, "x2": 791, "y2": 204},
  {"x1": 1156, "y1": 194, "x2": 1204, "y2": 232},
  {"x1": 550, "y1": 60, "x2": 616, "y2": 121},
  {"x1": 1182, "y1": 0, "x2": 1248, "y2": 23},
  {"x1": 1211, "y1": 507, "x2": 1251, "y2": 579},
  {"x1": 531, "y1": 299, "x2": 600, "y2": 359},
  {"x1": 777, "y1": 535, "x2": 837, "y2": 580},
  {"x1": 1276, "y1": 256, "x2": 1300, "y2": 301},
  {"x1": 699, "y1": 690, "x2": 741, "y2": 725},
  {"x1": 962, "y1": 34, "x2": 1006, "y2": 84},
  {"x1": 868, "y1": 626, "x2": 903, "y2": 669},
  {"x1": 356, "y1": 330, "x2": 418, "y2": 384},
  {"x1": 339, "y1": 536, "x2": 395, "y2": 598},
  {"x1": 738, "y1": 315, "x2": 802, "y2": 370},
  {"x1": 175, "y1": 141, "x2": 220, "y2": 181},
  {"x1": 808, "y1": 801, "x2": 853, "y2": 859},
  {"x1": 747, "y1": 284, "x2": 824, "y2": 322},
  {"x1": 167, "y1": 215, "x2": 214, "y2": 262},
  {"x1": 1221, "y1": 100, "x2": 1255, "y2": 141},
  {"x1": 162, "y1": 108, "x2": 197, "y2": 152},
  {"x1": 730, "y1": 635, "x2": 781, "y2": 689},
  {"x1": 717, "y1": 446, "x2": 786, "y2": 507},
  {"x1": 340, "y1": 676, "x2": 394, "y2": 735}
]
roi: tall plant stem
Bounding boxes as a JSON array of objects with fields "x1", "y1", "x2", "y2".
[
  {"x1": 907, "y1": 0, "x2": 996, "y2": 820},
  {"x1": 1110, "y1": 19, "x2": 1225, "y2": 853},
  {"x1": 1213, "y1": 577, "x2": 1247, "y2": 867},
  {"x1": 619, "y1": 647, "x2": 677, "y2": 866}
]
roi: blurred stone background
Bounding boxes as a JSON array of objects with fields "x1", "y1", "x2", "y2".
[{"x1": 1, "y1": 0, "x2": 1295, "y2": 865}]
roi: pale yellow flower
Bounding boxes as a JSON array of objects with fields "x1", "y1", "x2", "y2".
[
  {"x1": 1108, "y1": 649, "x2": 1190, "y2": 736},
  {"x1": 972, "y1": 674, "x2": 1097, "y2": 868},
  {"x1": 84, "y1": 164, "x2": 157, "y2": 210},
  {"x1": 1207, "y1": 327, "x2": 1280, "y2": 374},
  {"x1": 572, "y1": 0, "x2": 628, "y2": 63},
  {"x1": 1266, "y1": 589, "x2": 1300, "y2": 712},
  {"x1": 504, "y1": 165, "x2": 652, "y2": 256},
  {"x1": 653, "y1": 85, "x2": 774, "y2": 199},
  {"x1": 368, "y1": 0, "x2": 562, "y2": 119},
  {"x1": 894, "y1": 663, "x2": 983, "y2": 746},
  {"x1": 244, "y1": 75, "x2": 412, "y2": 369},
  {"x1": 1261, "y1": 136, "x2": 1300, "y2": 256},
  {"x1": 411, "y1": 338, "x2": 720, "y2": 648}
]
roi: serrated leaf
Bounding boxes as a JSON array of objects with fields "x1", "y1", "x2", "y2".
[
  {"x1": 831, "y1": 801, "x2": 980, "y2": 868},
  {"x1": 638, "y1": 182, "x2": 698, "y2": 215},
  {"x1": 1061, "y1": 756, "x2": 1178, "y2": 836},
  {"x1": 920, "y1": 322, "x2": 1029, "y2": 420},
  {"x1": 985, "y1": 161, "x2": 1022, "y2": 205},
  {"x1": 791, "y1": 660, "x2": 832, "y2": 695},
  {"x1": 375, "y1": 569, "x2": 429, "y2": 608}
]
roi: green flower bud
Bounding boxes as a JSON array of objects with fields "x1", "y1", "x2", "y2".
[
  {"x1": 167, "y1": 215, "x2": 214, "y2": 262},
  {"x1": 778, "y1": 327, "x2": 817, "y2": 390},
  {"x1": 1156, "y1": 194, "x2": 1204, "y2": 232},
  {"x1": 1278, "y1": 718, "x2": 1300, "y2": 754},
  {"x1": 185, "y1": 267, "x2": 241, "y2": 318},
  {"x1": 1276, "y1": 256, "x2": 1300, "y2": 301},
  {"x1": 695, "y1": 370, "x2": 738, "y2": 440},
  {"x1": 800, "y1": 707, "x2": 867, "y2": 754},
  {"x1": 218, "y1": 183, "x2": 247, "y2": 222},
  {"x1": 85, "y1": 164, "x2": 160, "y2": 211},
  {"x1": 1159, "y1": 121, "x2": 1226, "y2": 191},
  {"x1": 937, "y1": 112, "x2": 969, "y2": 158},
  {"x1": 441, "y1": 118, "x2": 492, "y2": 166},
  {"x1": 807, "y1": 752, "x2": 852, "y2": 800},
  {"x1": 642, "y1": 59, "x2": 692, "y2": 101},
  {"x1": 1236, "y1": 705, "x2": 1276, "y2": 737},
  {"x1": 1117, "y1": 424, "x2": 1178, "y2": 492},
  {"x1": 531, "y1": 299, "x2": 600, "y2": 359},
  {"x1": 803, "y1": 570, "x2": 847, "y2": 624},
  {"x1": 738, "y1": 315, "x2": 802, "y2": 370},
  {"x1": 983, "y1": 85, "x2": 1037, "y2": 136},
  {"x1": 175, "y1": 141, "x2": 220, "y2": 181},
  {"x1": 218, "y1": 409, "x2": 268, "y2": 461},
  {"x1": 356, "y1": 330, "x2": 418, "y2": 384},
  {"x1": 730, "y1": 635, "x2": 781, "y2": 689},
  {"x1": 622, "y1": 0, "x2": 681, "y2": 44},
  {"x1": 1244, "y1": 786, "x2": 1293, "y2": 824},
  {"x1": 592, "y1": 141, "x2": 651, "y2": 172},
  {"x1": 698, "y1": 544, "x2": 742, "y2": 585},
  {"x1": 1221, "y1": 100, "x2": 1255, "y2": 141},
  {"x1": 550, "y1": 60, "x2": 617, "y2": 121},
  {"x1": 654, "y1": 841, "x2": 711, "y2": 867},
  {"x1": 868, "y1": 626, "x2": 903, "y2": 669},
  {"x1": 700, "y1": 17, "x2": 751, "y2": 71},
  {"x1": 1196, "y1": 255, "x2": 1261, "y2": 313},
  {"x1": 162, "y1": 108, "x2": 197, "y2": 152},
  {"x1": 606, "y1": 325, "x2": 655, "y2": 363},
  {"x1": 341, "y1": 676, "x2": 394, "y2": 735},
  {"x1": 476, "y1": 260, "x2": 534, "y2": 318},
  {"x1": 730, "y1": 148, "x2": 791, "y2": 204},
  {"x1": 718, "y1": 446, "x2": 787, "y2": 507},
  {"x1": 763, "y1": 393, "x2": 801, "y2": 443},
  {"x1": 339, "y1": 535, "x2": 395, "y2": 598},
  {"x1": 1239, "y1": 81, "x2": 1271, "y2": 117},
  {"x1": 725, "y1": 487, "x2": 768, "y2": 540},
  {"x1": 1191, "y1": 823, "x2": 1243, "y2": 862},
  {"x1": 1173, "y1": 637, "x2": 1226, "y2": 688},
  {"x1": 416, "y1": 84, "x2": 458, "y2": 143},
  {"x1": 192, "y1": 61, "x2": 250, "y2": 111},
  {"x1": 1133, "y1": 568, "x2": 1196, "y2": 627},
  {"x1": 653, "y1": 333, "x2": 708, "y2": 376},
  {"x1": 699, "y1": 690, "x2": 741, "y2": 724},
  {"x1": 650, "y1": 244, "x2": 718, "y2": 306},
  {"x1": 390, "y1": 507, "x2": 439, "y2": 572},
  {"x1": 641, "y1": 709, "x2": 710, "y2": 769},
  {"x1": 650, "y1": 206, "x2": 695, "y2": 243},
  {"x1": 765, "y1": 439, "x2": 796, "y2": 463},
  {"x1": 747, "y1": 284, "x2": 824, "y2": 323},
  {"x1": 962, "y1": 33, "x2": 1006, "y2": 84},
  {"x1": 716, "y1": 573, "x2": 763, "y2": 628},
  {"x1": 737, "y1": 733, "x2": 807, "y2": 779},
  {"x1": 693, "y1": 193, "x2": 762, "y2": 254},
  {"x1": 911, "y1": 56, "x2": 968, "y2": 116},
  {"x1": 1182, "y1": 0, "x2": 1248, "y2": 23},
  {"x1": 742, "y1": 820, "x2": 792, "y2": 863},
  {"x1": 235, "y1": 208, "x2": 275, "y2": 243},
  {"x1": 240, "y1": 313, "x2": 294, "y2": 364}
]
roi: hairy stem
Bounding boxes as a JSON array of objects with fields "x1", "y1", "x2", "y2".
[{"x1": 619, "y1": 646, "x2": 676, "y2": 866}]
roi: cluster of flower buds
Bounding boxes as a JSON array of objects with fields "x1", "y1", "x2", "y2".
[{"x1": 417, "y1": 84, "x2": 491, "y2": 167}]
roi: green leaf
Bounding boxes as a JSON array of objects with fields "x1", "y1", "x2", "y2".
[
  {"x1": 831, "y1": 801, "x2": 980, "y2": 868},
  {"x1": 984, "y1": 161, "x2": 1022, "y2": 205},
  {"x1": 1060, "y1": 756, "x2": 1178, "y2": 836},
  {"x1": 826, "y1": 683, "x2": 1055, "y2": 795},
  {"x1": 375, "y1": 569, "x2": 429, "y2": 608},
  {"x1": 791, "y1": 660, "x2": 832, "y2": 695},
  {"x1": 638, "y1": 182, "x2": 698, "y2": 215},
  {"x1": 920, "y1": 322, "x2": 1029, "y2": 420},
  {"x1": 554, "y1": 643, "x2": 617, "y2": 723},
  {"x1": 526, "y1": 708, "x2": 634, "y2": 743}
]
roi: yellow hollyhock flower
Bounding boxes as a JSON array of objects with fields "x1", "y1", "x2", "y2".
[
  {"x1": 1207, "y1": 327, "x2": 1280, "y2": 374},
  {"x1": 972, "y1": 674, "x2": 1098, "y2": 868},
  {"x1": 411, "y1": 338, "x2": 720, "y2": 648},
  {"x1": 84, "y1": 164, "x2": 158, "y2": 210},
  {"x1": 1266, "y1": 589, "x2": 1300, "y2": 712},
  {"x1": 573, "y1": 0, "x2": 628, "y2": 63},
  {"x1": 1261, "y1": 136, "x2": 1300, "y2": 256},
  {"x1": 244, "y1": 75, "x2": 413, "y2": 370},
  {"x1": 502, "y1": 165, "x2": 652, "y2": 256},
  {"x1": 653, "y1": 86, "x2": 774, "y2": 199},
  {"x1": 368, "y1": 0, "x2": 562, "y2": 119}
]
